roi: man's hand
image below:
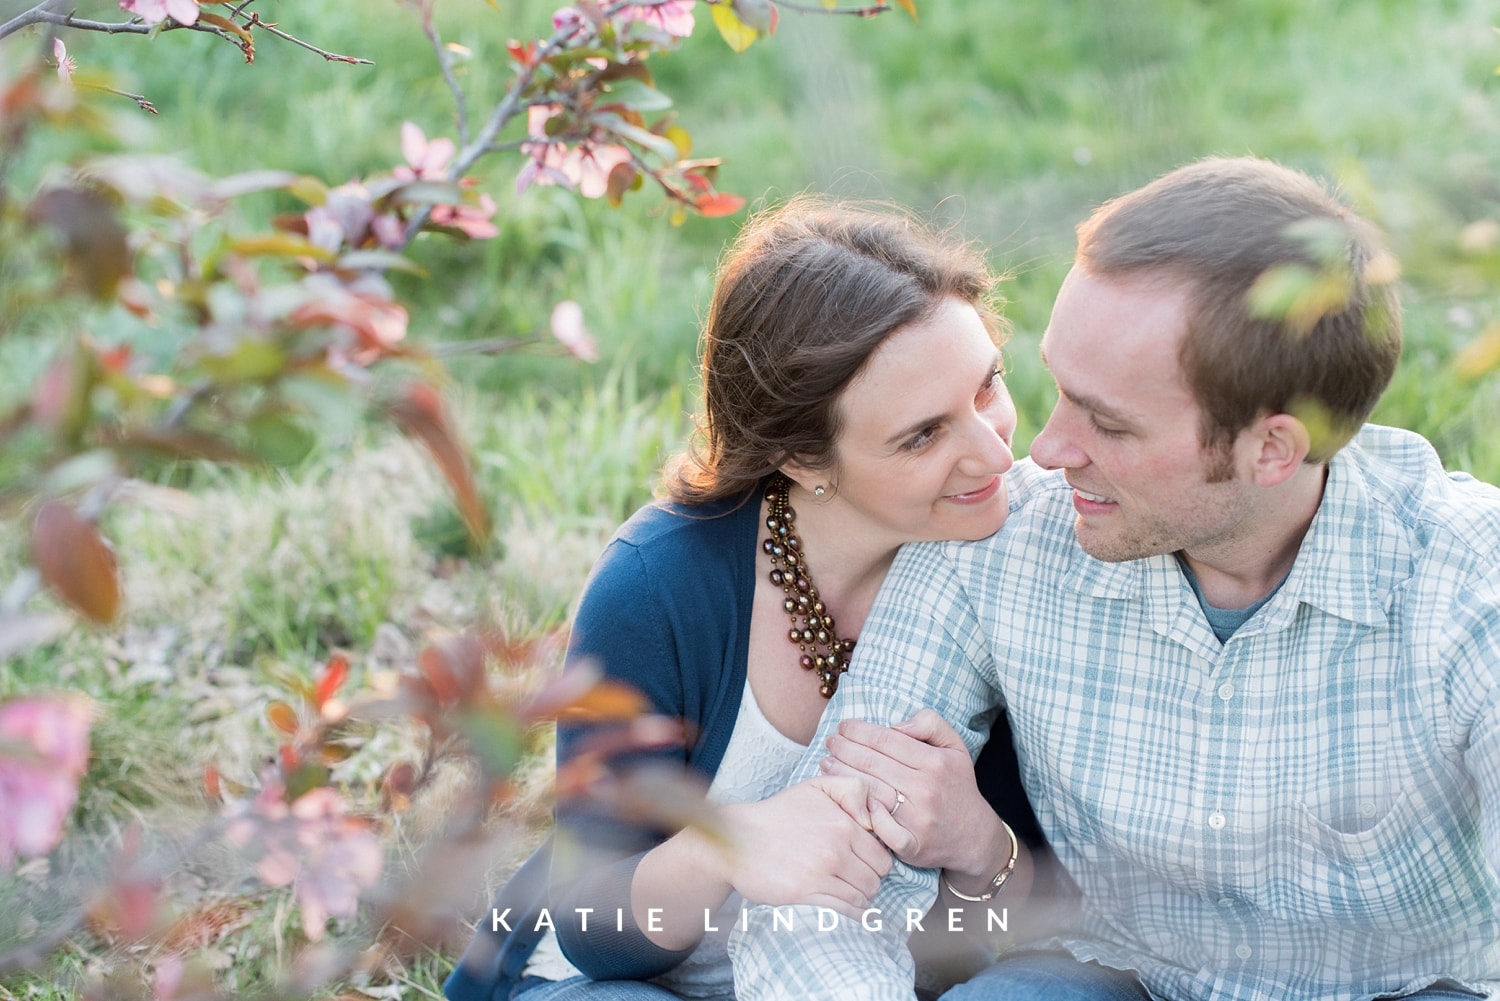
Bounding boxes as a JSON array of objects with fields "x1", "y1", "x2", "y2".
[{"x1": 820, "y1": 709, "x2": 994, "y2": 874}]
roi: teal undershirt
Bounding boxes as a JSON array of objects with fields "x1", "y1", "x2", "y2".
[{"x1": 1176, "y1": 553, "x2": 1285, "y2": 643}]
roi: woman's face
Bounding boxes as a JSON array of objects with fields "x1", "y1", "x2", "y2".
[{"x1": 818, "y1": 296, "x2": 1016, "y2": 548}]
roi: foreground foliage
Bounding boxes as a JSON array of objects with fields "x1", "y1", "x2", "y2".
[{"x1": 0, "y1": 1, "x2": 912, "y2": 996}]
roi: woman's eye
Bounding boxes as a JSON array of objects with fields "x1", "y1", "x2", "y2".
[{"x1": 903, "y1": 427, "x2": 939, "y2": 452}]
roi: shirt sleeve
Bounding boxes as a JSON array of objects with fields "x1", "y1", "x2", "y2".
[
  {"x1": 729, "y1": 540, "x2": 1004, "y2": 1000},
  {"x1": 1448, "y1": 566, "x2": 1500, "y2": 873},
  {"x1": 551, "y1": 535, "x2": 701, "y2": 980}
]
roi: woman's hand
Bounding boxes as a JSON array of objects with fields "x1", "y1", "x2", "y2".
[
  {"x1": 819, "y1": 709, "x2": 998, "y2": 875},
  {"x1": 716, "y1": 774, "x2": 892, "y2": 918}
]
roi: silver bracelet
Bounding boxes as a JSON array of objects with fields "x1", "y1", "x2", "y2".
[{"x1": 942, "y1": 820, "x2": 1019, "y2": 902}]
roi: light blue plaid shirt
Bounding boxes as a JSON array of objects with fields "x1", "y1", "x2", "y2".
[{"x1": 730, "y1": 425, "x2": 1500, "y2": 1001}]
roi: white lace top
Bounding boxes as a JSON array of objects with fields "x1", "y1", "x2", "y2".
[{"x1": 524, "y1": 681, "x2": 807, "y2": 998}]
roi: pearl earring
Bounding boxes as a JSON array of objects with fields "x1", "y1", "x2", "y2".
[{"x1": 814, "y1": 485, "x2": 826, "y2": 497}]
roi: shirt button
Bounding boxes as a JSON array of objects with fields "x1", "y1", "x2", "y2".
[
  {"x1": 1359, "y1": 801, "x2": 1377, "y2": 818},
  {"x1": 1217, "y1": 682, "x2": 1235, "y2": 701},
  {"x1": 1235, "y1": 944, "x2": 1253, "y2": 960},
  {"x1": 1208, "y1": 812, "x2": 1227, "y2": 830},
  {"x1": 1217, "y1": 896, "x2": 1234, "y2": 908}
]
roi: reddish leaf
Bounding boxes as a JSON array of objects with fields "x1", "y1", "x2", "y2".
[
  {"x1": 103, "y1": 427, "x2": 250, "y2": 464},
  {"x1": 605, "y1": 160, "x2": 637, "y2": 208},
  {"x1": 388, "y1": 383, "x2": 491, "y2": 543},
  {"x1": 317, "y1": 741, "x2": 355, "y2": 764},
  {"x1": 30, "y1": 348, "x2": 94, "y2": 442},
  {"x1": 26, "y1": 186, "x2": 132, "y2": 302},
  {"x1": 157, "y1": 898, "x2": 255, "y2": 953},
  {"x1": 266, "y1": 700, "x2": 300, "y2": 736},
  {"x1": 198, "y1": 12, "x2": 255, "y2": 60},
  {"x1": 418, "y1": 634, "x2": 486, "y2": 704},
  {"x1": 694, "y1": 192, "x2": 746, "y2": 218},
  {"x1": 894, "y1": 0, "x2": 918, "y2": 20},
  {"x1": 314, "y1": 654, "x2": 350, "y2": 709},
  {"x1": 31, "y1": 500, "x2": 121, "y2": 624},
  {"x1": 506, "y1": 39, "x2": 538, "y2": 68},
  {"x1": 203, "y1": 763, "x2": 222, "y2": 802},
  {"x1": 96, "y1": 344, "x2": 132, "y2": 372},
  {"x1": 381, "y1": 761, "x2": 417, "y2": 812},
  {"x1": 524, "y1": 664, "x2": 650, "y2": 723},
  {"x1": 555, "y1": 680, "x2": 652, "y2": 721}
]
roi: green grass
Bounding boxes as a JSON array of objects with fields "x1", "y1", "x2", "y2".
[{"x1": 6, "y1": 0, "x2": 1500, "y2": 993}]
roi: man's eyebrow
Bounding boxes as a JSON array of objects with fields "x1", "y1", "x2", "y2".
[{"x1": 1039, "y1": 342, "x2": 1136, "y2": 425}]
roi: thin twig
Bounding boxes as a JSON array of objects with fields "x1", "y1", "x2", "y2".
[
  {"x1": 81, "y1": 83, "x2": 159, "y2": 113},
  {"x1": 773, "y1": 0, "x2": 898, "y2": 14},
  {"x1": 423, "y1": 17, "x2": 469, "y2": 149},
  {"x1": 1, "y1": 9, "x2": 237, "y2": 44},
  {"x1": 427, "y1": 335, "x2": 545, "y2": 357},
  {"x1": 244, "y1": 11, "x2": 373, "y2": 64}
]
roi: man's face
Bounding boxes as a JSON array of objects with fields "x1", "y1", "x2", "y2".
[{"x1": 1028, "y1": 266, "x2": 1258, "y2": 567}]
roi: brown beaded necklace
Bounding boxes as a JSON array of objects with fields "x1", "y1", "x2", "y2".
[{"x1": 763, "y1": 473, "x2": 855, "y2": 698}]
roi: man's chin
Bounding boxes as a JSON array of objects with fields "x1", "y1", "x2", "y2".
[{"x1": 1074, "y1": 523, "x2": 1142, "y2": 563}]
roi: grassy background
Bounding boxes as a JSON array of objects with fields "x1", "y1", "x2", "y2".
[{"x1": 5, "y1": 0, "x2": 1500, "y2": 994}]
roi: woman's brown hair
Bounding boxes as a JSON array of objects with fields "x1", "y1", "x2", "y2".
[{"x1": 665, "y1": 195, "x2": 1006, "y2": 504}]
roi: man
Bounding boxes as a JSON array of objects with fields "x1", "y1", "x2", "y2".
[{"x1": 727, "y1": 156, "x2": 1500, "y2": 1000}]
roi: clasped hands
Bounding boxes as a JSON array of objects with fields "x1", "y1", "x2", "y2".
[{"x1": 717, "y1": 709, "x2": 992, "y2": 917}]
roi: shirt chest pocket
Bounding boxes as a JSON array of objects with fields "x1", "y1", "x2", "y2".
[{"x1": 1261, "y1": 790, "x2": 1478, "y2": 936}]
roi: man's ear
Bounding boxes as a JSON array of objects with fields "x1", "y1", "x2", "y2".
[{"x1": 1249, "y1": 413, "x2": 1312, "y2": 488}]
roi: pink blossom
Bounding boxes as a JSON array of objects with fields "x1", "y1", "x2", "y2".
[
  {"x1": 0, "y1": 697, "x2": 93, "y2": 870},
  {"x1": 153, "y1": 954, "x2": 185, "y2": 1001},
  {"x1": 550, "y1": 300, "x2": 599, "y2": 362},
  {"x1": 519, "y1": 105, "x2": 633, "y2": 200},
  {"x1": 394, "y1": 122, "x2": 456, "y2": 182},
  {"x1": 224, "y1": 780, "x2": 383, "y2": 941},
  {"x1": 430, "y1": 193, "x2": 500, "y2": 239},
  {"x1": 303, "y1": 180, "x2": 401, "y2": 253},
  {"x1": 388, "y1": 124, "x2": 498, "y2": 240},
  {"x1": 53, "y1": 39, "x2": 76, "y2": 85},
  {"x1": 119, "y1": 0, "x2": 199, "y2": 26},
  {"x1": 551, "y1": 6, "x2": 588, "y2": 35},
  {"x1": 617, "y1": 1, "x2": 695, "y2": 38}
]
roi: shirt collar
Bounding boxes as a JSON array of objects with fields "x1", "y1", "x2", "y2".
[
  {"x1": 1053, "y1": 441, "x2": 1390, "y2": 629},
  {"x1": 1273, "y1": 440, "x2": 1389, "y2": 627}
]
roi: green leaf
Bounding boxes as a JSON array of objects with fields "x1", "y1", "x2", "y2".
[
  {"x1": 246, "y1": 412, "x2": 317, "y2": 467},
  {"x1": 199, "y1": 338, "x2": 286, "y2": 382},
  {"x1": 284, "y1": 761, "x2": 331, "y2": 801},
  {"x1": 1247, "y1": 263, "x2": 1351, "y2": 336},
  {"x1": 602, "y1": 78, "x2": 674, "y2": 114},
  {"x1": 224, "y1": 234, "x2": 335, "y2": 262},
  {"x1": 289, "y1": 176, "x2": 329, "y2": 207},
  {"x1": 336, "y1": 250, "x2": 428, "y2": 275},
  {"x1": 460, "y1": 710, "x2": 525, "y2": 779},
  {"x1": 377, "y1": 179, "x2": 466, "y2": 208},
  {"x1": 209, "y1": 170, "x2": 303, "y2": 200},
  {"x1": 593, "y1": 113, "x2": 679, "y2": 164}
]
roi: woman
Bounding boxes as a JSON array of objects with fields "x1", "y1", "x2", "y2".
[{"x1": 445, "y1": 196, "x2": 1040, "y2": 1000}]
